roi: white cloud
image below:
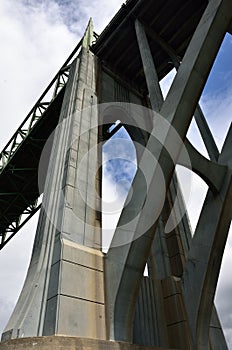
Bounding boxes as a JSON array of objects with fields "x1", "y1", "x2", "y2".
[
  {"x1": 0, "y1": 0, "x2": 78, "y2": 149},
  {"x1": 160, "y1": 68, "x2": 176, "y2": 98},
  {"x1": 215, "y1": 224, "x2": 232, "y2": 349},
  {"x1": 102, "y1": 173, "x2": 125, "y2": 251},
  {"x1": 58, "y1": 0, "x2": 124, "y2": 34},
  {"x1": 102, "y1": 132, "x2": 137, "y2": 251}
]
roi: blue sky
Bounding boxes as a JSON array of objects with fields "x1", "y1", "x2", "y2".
[
  {"x1": 0, "y1": 0, "x2": 231, "y2": 347},
  {"x1": 203, "y1": 34, "x2": 232, "y2": 96}
]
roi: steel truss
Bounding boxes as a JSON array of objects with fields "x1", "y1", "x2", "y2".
[{"x1": 0, "y1": 37, "x2": 87, "y2": 249}]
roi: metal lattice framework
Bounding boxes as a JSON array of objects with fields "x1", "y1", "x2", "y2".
[
  {"x1": 0, "y1": 39, "x2": 85, "y2": 249},
  {"x1": 0, "y1": 49, "x2": 80, "y2": 173}
]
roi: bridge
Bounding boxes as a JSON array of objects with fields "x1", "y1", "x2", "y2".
[
  {"x1": 0, "y1": 0, "x2": 209, "y2": 249},
  {"x1": 0, "y1": 0, "x2": 231, "y2": 349}
]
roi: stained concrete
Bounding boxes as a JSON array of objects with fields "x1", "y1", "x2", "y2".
[
  {"x1": 0, "y1": 337, "x2": 175, "y2": 350},
  {"x1": 2, "y1": 23, "x2": 103, "y2": 341}
]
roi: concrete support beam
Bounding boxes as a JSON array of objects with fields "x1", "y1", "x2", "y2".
[
  {"x1": 135, "y1": 18, "x2": 175, "y2": 286},
  {"x1": 134, "y1": 21, "x2": 175, "y2": 343},
  {"x1": 134, "y1": 14, "x2": 228, "y2": 350},
  {"x1": 194, "y1": 105, "x2": 219, "y2": 161},
  {"x1": 143, "y1": 21, "x2": 220, "y2": 163},
  {"x1": 180, "y1": 139, "x2": 226, "y2": 192},
  {"x1": 105, "y1": 0, "x2": 232, "y2": 342},
  {"x1": 182, "y1": 125, "x2": 232, "y2": 349},
  {"x1": 134, "y1": 19, "x2": 163, "y2": 112},
  {"x1": 140, "y1": 21, "x2": 181, "y2": 70}
]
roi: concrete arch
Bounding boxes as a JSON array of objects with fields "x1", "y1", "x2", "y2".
[
  {"x1": 105, "y1": 1, "x2": 232, "y2": 343},
  {"x1": 178, "y1": 139, "x2": 226, "y2": 193},
  {"x1": 102, "y1": 103, "x2": 152, "y2": 163}
]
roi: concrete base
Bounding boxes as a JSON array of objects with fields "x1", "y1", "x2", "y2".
[{"x1": 0, "y1": 336, "x2": 175, "y2": 350}]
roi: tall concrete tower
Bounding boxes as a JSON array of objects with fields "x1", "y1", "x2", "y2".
[{"x1": 0, "y1": 1, "x2": 232, "y2": 349}]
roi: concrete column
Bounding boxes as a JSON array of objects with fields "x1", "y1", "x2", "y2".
[
  {"x1": 41, "y1": 45, "x2": 105, "y2": 339},
  {"x1": 2, "y1": 21, "x2": 106, "y2": 341}
]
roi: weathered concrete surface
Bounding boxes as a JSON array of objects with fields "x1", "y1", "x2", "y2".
[
  {"x1": 1, "y1": 21, "x2": 103, "y2": 341},
  {"x1": 0, "y1": 337, "x2": 175, "y2": 350},
  {"x1": 43, "y1": 239, "x2": 106, "y2": 339}
]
